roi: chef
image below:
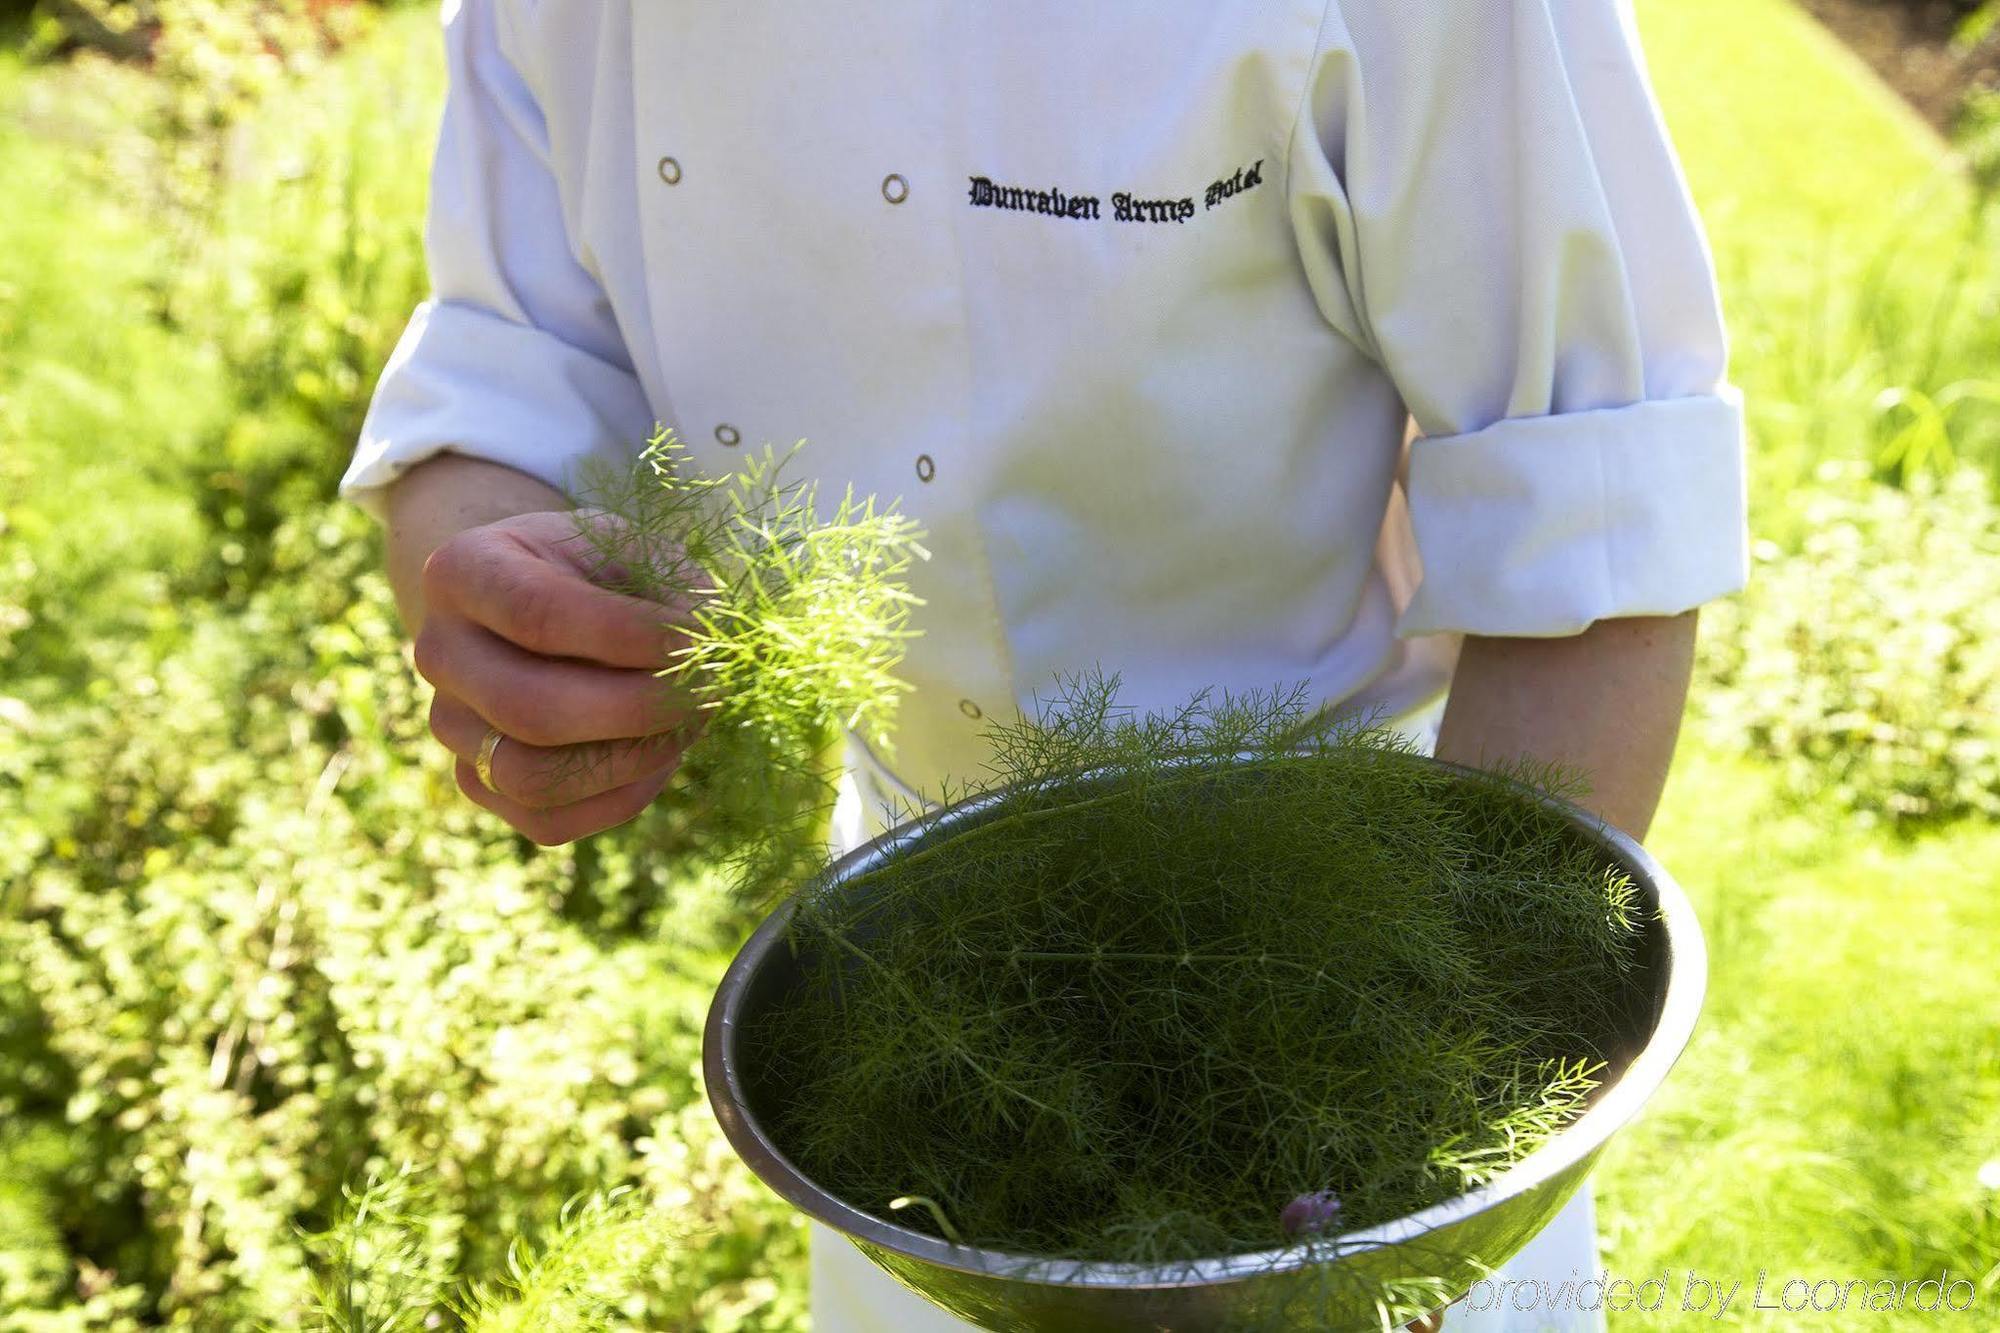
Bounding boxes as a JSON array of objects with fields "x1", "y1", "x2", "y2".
[{"x1": 341, "y1": 1, "x2": 1749, "y2": 1328}]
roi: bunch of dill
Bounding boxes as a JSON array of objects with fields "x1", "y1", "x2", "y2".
[
  {"x1": 304, "y1": 1166, "x2": 682, "y2": 1333},
  {"x1": 566, "y1": 428, "x2": 929, "y2": 907},
  {"x1": 748, "y1": 672, "x2": 1650, "y2": 1265}
]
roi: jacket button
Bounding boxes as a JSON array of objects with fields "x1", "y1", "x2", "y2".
[
  {"x1": 881, "y1": 173, "x2": 909, "y2": 204},
  {"x1": 915, "y1": 453, "x2": 935, "y2": 482},
  {"x1": 959, "y1": 698, "x2": 983, "y2": 720},
  {"x1": 656, "y1": 156, "x2": 682, "y2": 185},
  {"x1": 715, "y1": 424, "x2": 741, "y2": 447}
]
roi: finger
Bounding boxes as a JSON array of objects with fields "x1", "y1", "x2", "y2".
[
  {"x1": 429, "y1": 694, "x2": 692, "y2": 809},
  {"x1": 413, "y1": 615, "x2": 695, "y2": 748},
  {"x1": 454, "y1": 757, "x2": 674, "y2": 847},
  {"x1": 424, "y1": 524, "x2": 690, "y2": 669}
]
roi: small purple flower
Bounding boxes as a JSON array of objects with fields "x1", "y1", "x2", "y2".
[{"x1": 1280, "y1": 1190, "x2": 1343, "y2": 1237}]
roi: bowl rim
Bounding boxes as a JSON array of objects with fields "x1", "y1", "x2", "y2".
[{"x1": 703, "y1": 750, "x2": 1708, "y2": 1290}]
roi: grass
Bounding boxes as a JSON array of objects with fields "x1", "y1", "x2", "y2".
[
  {"x1": 1639, "y1": 0, "x2": 1958, "y2": 253},
  {"x1": 1599, "y1": 748, "x2": 2000, "y2": 1325},
  {"x1": 1638, "y1": 0, "x2": 2000, "y2": 511},
  {"x1": 0, "y1": 43, "x2": 227, "y2": 651}
]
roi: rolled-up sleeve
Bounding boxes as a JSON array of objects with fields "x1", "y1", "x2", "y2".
[
  {"x1": 1292, "y1": 0, "x2": 1749, "y2": 638},
  {"x1": 339, "y1": 0, "x2": 652, "y2": 521}
]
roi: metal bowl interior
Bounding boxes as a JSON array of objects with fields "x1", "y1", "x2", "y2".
[{"x1": 704, "y1": 752, "x2": 1707, "y2": 1332}]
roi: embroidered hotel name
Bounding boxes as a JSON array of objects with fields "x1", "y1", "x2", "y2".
[{"x1": 966, "y1": 159, "x2": 1263, "y2": 224}]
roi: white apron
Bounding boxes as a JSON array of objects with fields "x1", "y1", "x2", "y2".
[{"x1": 811, "y1": 710, "x2": 1607, "y2": 1333}]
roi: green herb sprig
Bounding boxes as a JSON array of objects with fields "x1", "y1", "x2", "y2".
[
  {"x1": 304, "y1": 1167, "x2": 683, "y2": 1333},
  {"x1": 565, "y1": 428, "x2": 929, "y2": 907}
]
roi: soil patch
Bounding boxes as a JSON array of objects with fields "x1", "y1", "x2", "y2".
[{"x1": 1793, "y1": 0, "x2": 1999, "y2": 130}]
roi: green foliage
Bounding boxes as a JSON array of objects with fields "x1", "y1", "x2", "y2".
[
  {"x1": 1638, "y1": 0, "x2": 2000, "y2": 503},
  {"x1": 753, "y1": 673, "x2": 1647, "y2": 1270},
  {"x1": 61, "y1": 1, "x2": 364, "y2": 210},
  {"x1": 150, "y1": 1, "x2": 433, "y2": 594},
  {"x1": 303, "y1": 1165, "x2": 454, "y2": 1333},
  {"x1": 1960, "y1": 85, "x2": 2000, "y2": 195},
  {"x1": 458, "y1": 1191, "x2": 685, "y2": 1333},
  {"x1": 1696, "y1": 461, "x2": 2000, "y2": 829},
  {"x1": 304, "y1": 1172, "x2": 686, "y2": 1333},
  {"x1": 1960, "y1": 0, "x2": 2000, "y2": 48},
  {"x1": 1720, "y1": 199, "x2": 2000, "y2": 530},
  {"x1": 1599, "y1": 749, "x2": 2000, "y2": 1329},
  {"x1": 0, "y1": 12, "x2": 816, "y2": 1326},
  {"x1": 1655, "y1": 0, "x2": 2000, "y2": 835},
  {"x1": 0, "y1": 503, "x2": 808, "y2": 1330},
  {"x1": 1, "y1": 0, "x2": 434, "y2": 667},
  {"x1": 571, "y1": 431, "x2": 929, "y2": 909}
]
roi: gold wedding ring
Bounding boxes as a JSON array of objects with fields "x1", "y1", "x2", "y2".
[{"x1": 476, "y1": 727, "x2": 506, "y2": 794}]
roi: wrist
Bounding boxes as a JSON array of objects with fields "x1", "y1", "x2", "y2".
[{"x1": 382, "y1": 452, "x2": 572, "y2": 635}]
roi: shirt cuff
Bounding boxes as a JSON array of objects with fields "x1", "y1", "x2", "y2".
[
  {"x1": 1395, "y1": 390, "x2": 1748, "y2": 639},
  {"x1": 339, "y1": 298, "x2": 655, "y2": 522}
]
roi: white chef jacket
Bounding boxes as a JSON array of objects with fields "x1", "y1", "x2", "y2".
[{"x1": 342, "y1": 2, "x2": 1742, "y2": 1328}]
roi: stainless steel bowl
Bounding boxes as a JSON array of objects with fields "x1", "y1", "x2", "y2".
[{"x1": 704, "y1": 754, "x2": 1707, "y2": 1332}]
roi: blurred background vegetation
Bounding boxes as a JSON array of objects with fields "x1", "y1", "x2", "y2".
[{"x1": 0, "y1": 0, "x2": 1996, "y2": 1328}]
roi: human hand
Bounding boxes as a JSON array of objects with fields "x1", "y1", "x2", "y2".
[{"x1": 413, "y1": 510, "x2": 700, "y2": 845}]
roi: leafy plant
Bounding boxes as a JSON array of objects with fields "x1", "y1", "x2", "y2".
[
  {"x1": 569, "y1": 429, "x2": 929, "y2": 909},
  {"x1": 1715, "y1": 135, "x2": 2000, "y2": 527},
  {"x1": 750, "y1": 672, "x2": 1649, "y2": 1277},
  {"x1": 0, "y1": 501, "x2": 808, "y2": 1330},
  {"x1": 1954, "y1": 0, "x2": 2000, "y2": 51},
  {"x1": 1960, "y1": 85, "x2": 2000, "y2": 198},
  {"x1": 61, "y1": 0, "x2": 425, "y2": 579},
  {"x1": 304, "y1": 1171, "x2": 684, "y2": 1333},
  {"x1": 303, "y1": 1165, "x2": 453, "y2": 1333},
  {"x1": 1871, "y1": 379, "x2": 2000, "y2": 484},
  {"x1": 1696, "y1": 460, "x2": 2000, "y2": 829}
]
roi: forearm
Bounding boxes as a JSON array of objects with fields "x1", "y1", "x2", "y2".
[
  {"x1": 382, "y1": 452, "x2": 572, "y2": 636},
  {"x1": 1432, "y1": 611, "x2": 1699, "y2": 841}
]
